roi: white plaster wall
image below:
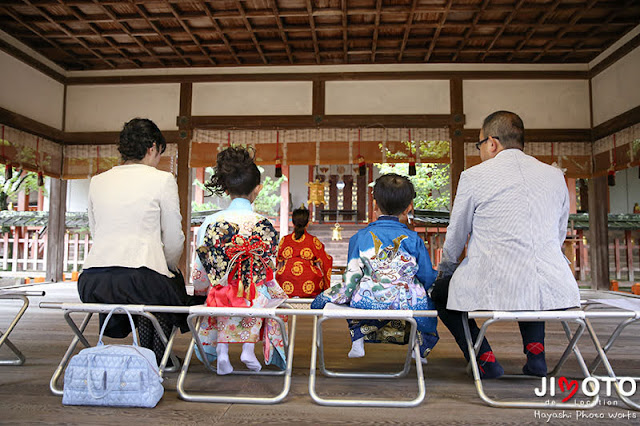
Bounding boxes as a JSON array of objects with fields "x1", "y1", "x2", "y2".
[
  {"x1": 192, "y1": 82, "x2": 312, "y2": 115},
  {"x1": 0, "y1": 50, "x2": 64, "y2": 130},
  {"x1": 609, "y1": 166, "x2": 640, "y2": 214},
  {"x1": 325, "y1": 80, "x2": 450, "y2": 115},
  {"x1": 463, "y1": 80, "x2": 590, "y2": 129},
  {"x1": 65, "y1": 84, "x2": 180, "y2": 131},
  {"x1": 592, "y1": 45, "x2": 640, "y2": 126},
  {"x1": 65, "y1": 178, "x2": 90, "y2": 212},
  {"x1": 289, "y1": 165, "x2": 309, "y2": 210}
]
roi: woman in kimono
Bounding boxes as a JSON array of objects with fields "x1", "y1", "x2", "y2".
[
  {"x1": 193, "y1": 146, "x2": 287, "y2": 375},
  {"x1": 276, "y1": 206, "x2": 333, "y2": 298}
]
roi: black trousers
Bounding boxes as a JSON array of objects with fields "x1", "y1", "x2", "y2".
[{"x1": 431, "y1": 276, "x2": 545, "y2": 361}]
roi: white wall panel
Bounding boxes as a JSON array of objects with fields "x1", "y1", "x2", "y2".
[
  {"x1": 0, "y1": 50, "x2": 64, "y2": 130},
  {"x1": 325, "y1": 80, "x2": 450, "y2": 115},
  {"x1": 463, "y1": 80, "x2": 590, "y2": 129},
  {"x1": 192, "y1": 82, "x2": 312, "y2": 115},
  {"x1": 592, "y1": 45, "x2": 640, "y2": 126},
  {"x1": 65, "y1": 84, "x2": 180, "y2": 131}
]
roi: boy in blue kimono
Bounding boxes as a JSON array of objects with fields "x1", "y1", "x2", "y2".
[{"x1": 312, "y1": 173, "x2": 438, "y2": 360}]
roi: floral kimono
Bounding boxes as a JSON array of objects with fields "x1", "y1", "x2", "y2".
[
  {"x1": 311, "y1": 216, "x2": 439, "y2": 358},
  {"x1": 193, "y1": 198, "x2": 288, "y2": 369}
]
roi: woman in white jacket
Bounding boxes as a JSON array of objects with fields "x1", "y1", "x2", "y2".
[{"x1": 78, "y1": 118, "x2": 191, "y2": 362}]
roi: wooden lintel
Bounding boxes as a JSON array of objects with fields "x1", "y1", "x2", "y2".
[
  {"x1": 0, "y1": 106, "x2": 64, "y2": 143},
  {"x1": 191, "y1": 114, "x2": 454, "y2": 129},
  {"x1": 63, "y1": 130, "x2": 181, "y2": 145},
  {"x1": 592, "y1": 105, "x2": 640, "y2": 141},
  {"x1": 463, "y1": 128, "x2": 592, "y2": 143}
]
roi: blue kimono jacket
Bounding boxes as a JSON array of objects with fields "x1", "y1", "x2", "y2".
[{"x1": 312, "y1": 216, "x2": 438, "y2": 356}]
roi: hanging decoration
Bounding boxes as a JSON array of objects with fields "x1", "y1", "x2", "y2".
[
  {"x1": 2, "y1": 126, "x2": 12, "y2": 180},
  {"x1": 274, "y1": 131, "x2": 282, "y2": 178},
  {"x1": 608, "y1": 134, "x2": 617, "y2": 186},
  {"x1": 307, "y1": 178, "x2": 328, "y2": 206},
  {"x1": 357, "y1": 129, "x2": 366, "y2": 176},
  {"x1": 408, "y1": 129, "x2": 416, "y2": 176}
]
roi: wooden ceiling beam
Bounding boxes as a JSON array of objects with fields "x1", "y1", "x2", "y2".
[
  {"x1": 507, "y1": 0, "x2": 561, "y2": 62},
  {"x1": 452, "y1": 0, "x2": 489, "y2": 62},
  {"x1": 341, "y1": 0, "x2": 347, "y2": 63},
  {"x1": 130, "y1": 2, "x2": 191, "y2": 66},
  {"x1": 19, "y1": 0, "x2": 114, "y2": 68},
  {"x1": 92, "y1": 1, "x2": 164, "y2": 67},
  {"x1": 560, "y1": 0, "x2": 637, "y2": 62},
  {"x1": 370, "y1": 0, "x2": 382, "y2": 62},
  {"x1": 268, "y1": 0, "x2": 293, "y2": 64},
  {"x1": 0, "y1": 5, "x2": 86, "y2": 68},
  {"x1": 305, "y1": 0, "x2": 321, "y2": 64},
  {"x1": 424, "y1": 0, "x2": 453, "y2": 62},
  {"x1": 533, "y1": 0, "x2": 598, "y2": 62},
  {"x1": 60, "y1": 1, "x2": 140, "y2": 68},
  {"x1": 397, "y1": 0, "x2": 418, "y2": 61},
  {"x1": 201, "y1": 2, "x2": 241, "y2": 65},
  {"x1": 235, "y1": 0, "x2": 268, "y2": 65},
  {"x1": 165, "y1": 1, "x2": 215, "y2": 66},
  {"x1": 480, "y1": 0, "x2": 526, "y2": 62}
]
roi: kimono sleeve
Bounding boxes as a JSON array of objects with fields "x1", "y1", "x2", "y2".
[
  {"x1": 311, "y1": 236, "x2": 333, "y2": 290},
  {"x1": 414, "y1": 234, "x2": 437, "y2": 290}
]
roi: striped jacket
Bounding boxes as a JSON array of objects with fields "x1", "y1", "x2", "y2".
[{"x1": 438, "y1": 149, "x2": 580, "y2": 311}]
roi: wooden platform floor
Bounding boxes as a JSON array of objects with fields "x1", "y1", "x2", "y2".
[{"x1": 1, "y1": 283, "x2": 639, "y2": 425}]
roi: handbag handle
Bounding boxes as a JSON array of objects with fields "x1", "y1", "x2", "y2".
[
  {"x1": 86, "y1": 354, "x2": 132, "y2": 400},
  {"x1": 97, "y1": 306, "x2": 139, "y2": 347}
]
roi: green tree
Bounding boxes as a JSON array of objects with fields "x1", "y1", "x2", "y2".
[
  {"x1": 0, "y1": 169, "x2": 43, "y2": 211},
  {"x1": 191, "y1": 166, "x2": 285, "y2": 216},
  {"x1": 375, "y1": 163, "x2": 450, "y2": 210}
]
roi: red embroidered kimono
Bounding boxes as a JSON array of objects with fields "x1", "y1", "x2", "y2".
[{"x1": 276, "y1": 231, "x2": 333, "y2": 298}]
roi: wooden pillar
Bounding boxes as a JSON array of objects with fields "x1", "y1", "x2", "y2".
[
  {"x1": 449, "y1": 78, "x2": 465, "y2": 200},
  {"x1": 367, "y1": 163, "x2": 374, "y2": 222},
  {"x1": 588, "y1": 175, "x2": 609, "y2": 290},
  {"x1": 328, "y1": 174, "x2": 338, "y2": 221},
  {"x1": 357, "y1": 172, "x2": 367, "y2": 222},
  {"x1": 46, "y1": 178, "x2": 67, "y2": 282},
  {"x1": 177, "y1": 82, "x2": 193, "y2": 278},
  {"x1": 343, "y1": 175, "x2": 353, "y2": 211},
  {"x1": 195, "y1": 167, "x2": 205, "y2": 204},
  {"x1": 279, "y1": 165, "x2": 289, "y2": 238}
]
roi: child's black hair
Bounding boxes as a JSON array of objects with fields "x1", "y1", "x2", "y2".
[
  {"x1": 372, "y1": 173, "x2": 416, "y2": 216},
  {"x1": 205, "y1": 146, "x2": 261, "y2": 197},
  {"x1": 292, "y1": 206, "x2": 310, "y2": 239}
]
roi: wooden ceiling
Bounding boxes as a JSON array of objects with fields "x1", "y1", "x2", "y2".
[{"x1": 0, "y1": 1, "x2": 639, "y2": 71}]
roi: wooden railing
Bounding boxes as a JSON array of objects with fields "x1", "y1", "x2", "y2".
[{"x1": 0, "y1": 225, "x2": 637, "y2": 285}]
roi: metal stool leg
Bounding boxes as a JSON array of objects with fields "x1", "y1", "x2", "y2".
[
  {"x1": 177, "y1": 313, "x2": 294, "y2": 404},
  {"x1": 0, "y1": 295, "x2": 29, "y2": 366},
  {"x1": 50, "y1": 312, "x2": 93, "y2": 396},
  {"x1": 308, "y1": 315, "x2": 425, "y2": 407},
  {"x1": 462, "y1": 314, "x2": 599, "y2": 409}
]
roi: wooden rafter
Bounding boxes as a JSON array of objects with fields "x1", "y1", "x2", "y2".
[
  {"x1": 424, "y1": 0, "x2": 453, "y2": 62},
  {"x1": 92, "y1": 1, "x2": 164, "y2": 67},
  {"x1": 306, "y1": 0, "x2": 321, "y2": 64},
  {"x1": 235, "y1": 0, "x2": 268, "y2": 65},
  {"x1": 480, "y1": 0, "x2": 526, "y2": 61},
  {"x1": 452, "y1": 0, "x2": 490, "y2": 62},
  {"x1": 341, "y1": 0, "x2": 347, "y2": 62},
  {"x1": 397, "y1": 0, "x2": 418, "y2": 61},
  {"x1": 202, "y1": 2, "x2": 241, "y2": 65},
  {"x1": 21, "y1": 0, "x2": 115, "y2": 68},
  {"x1": 532, "y1": 0, "x2": 599, "y2": 62},
  {"x1": 130, "y1": 2, "x2": 191, "y2": 66},
  {"x1": 370, "y1": 0, "x2": 382, "y2": 62},
  {"x1": 269, "y1": 0, "x2": 293, "y2": 64},
  {"x1": 165, "y1": 2, "x2": 215, "y2": 66},
  {"x1": 507, "y1": 0, "x2": 562, "y2": 62},
  {"x1": 58, "y1": 1, "x2": 140, "y2": 68}
]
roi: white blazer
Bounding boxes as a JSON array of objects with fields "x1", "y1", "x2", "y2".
[
  {"x1": 439, "y1": 149, "x2": 580, "y2": 311},
  {"x1": 83, "y1": 164, "x2": 184, "y2": 278}
]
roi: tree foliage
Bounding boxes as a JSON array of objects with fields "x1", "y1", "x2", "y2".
[
  {"x1": 192, "y1": 165, "x2": 285, "y2": 216},
  {"x1": 375, "y1": 163, "x2": 450, "y2": 211},
  {"x1": 0, "y1": 169, "x2": 44, "y2": 211}
]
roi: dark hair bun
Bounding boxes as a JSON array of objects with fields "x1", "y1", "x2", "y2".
[
  {"x1": 206, "y1": 146, "x2": 261, "y2": 196},
  {"x1": 118, "y1": 118, "x2": 166, "y2": 162}
]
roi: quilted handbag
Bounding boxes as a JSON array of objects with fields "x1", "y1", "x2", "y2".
[{"x1": 62, "y1": 306, "x2": 164, "y2": 408}]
